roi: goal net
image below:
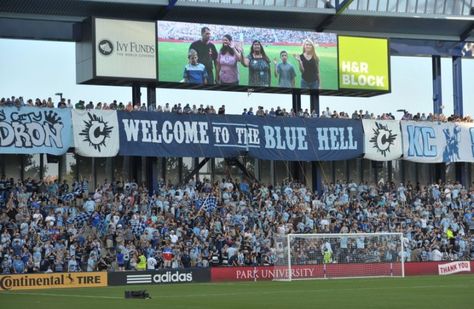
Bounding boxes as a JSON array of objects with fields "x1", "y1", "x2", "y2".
[{"x1": 273, "y1": 233, "x2": 404, "y2": 281}]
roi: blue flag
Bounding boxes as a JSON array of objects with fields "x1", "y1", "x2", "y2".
[{"x1": 196, "y1": 195, "x2": 217, "y2": 212}]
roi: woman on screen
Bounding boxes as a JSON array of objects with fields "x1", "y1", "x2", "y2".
[
  {"x1": 216, "y1": 34, "x2": 241, "y2": 85},
  {"x1": 239, "y1": 40, "x2": 271, "y2": 87},
  {"x1": 294, "y1": 39, "x2": 320, "y2": 89}
]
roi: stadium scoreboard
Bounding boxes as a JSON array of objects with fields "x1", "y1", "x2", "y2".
[{"x1": 76, "y1": 17, "x2": 391, "y2": 97}]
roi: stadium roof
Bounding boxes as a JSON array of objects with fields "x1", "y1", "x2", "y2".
[{"x1": 0, "y1": 0, "x2": 473, "y2": 42}]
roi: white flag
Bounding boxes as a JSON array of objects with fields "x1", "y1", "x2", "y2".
[
  {"x1": 72, "y1": 110, "x2": 119, "y2": 157},
  {"x1": 363, "y1": 120, "x2": 402, "y2": 161}
]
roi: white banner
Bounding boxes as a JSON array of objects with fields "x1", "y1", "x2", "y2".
[
  {"x1": 72, "y1": 110, "x2": 119, "y2": 157},
  {"x1": 95, "y1": 18, "x2": 156, "y2": 79},
  {"x1": 438, "y1": 261, "x2": 471, "y2": 275},
  {"x1": 401, "y1": 121, "x2": 474, "y2": 163},
  {"x1": 363, "y1": 120, "x2": 402, "y2": 161}
]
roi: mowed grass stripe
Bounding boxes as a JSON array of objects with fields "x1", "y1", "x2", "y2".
[
  {"x1": 3, "y1": 283, "x2": 470, "y2": 298},
  {"x1": 0, "y1": 275, "x2": 472, "y2": 309}
]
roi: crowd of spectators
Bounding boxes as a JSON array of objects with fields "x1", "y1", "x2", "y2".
[
  {"x1": 399, "y1": 110, "x2": 473, "y2": 123},
  {"x1": 243, "y1": 106, "x2": 474, "y2": 123},
  {"x1": 158, "y1": 22, "x2": 336, "y2": 45},
  {"x1": 0, "y1": 173, "x2": 473, "y2": 274},
  {"x1": 0, "y1": 96, "x2": 226, "y2": 116},
  {"x1": 2, "y1": 95, "x2": 473, "y2": 123}
]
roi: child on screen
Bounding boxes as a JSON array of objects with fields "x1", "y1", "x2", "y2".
[
  {"x1": 273, "y1": 50, "x2": 296, "y2": 88},
  {"x1": 183, "y1": 49, "x2": 208, "y2": 85}
]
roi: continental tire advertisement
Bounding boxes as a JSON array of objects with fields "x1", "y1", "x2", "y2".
[
  {"x1": 0, "y1": 272, "x2": 108, "y2": 291},
  {"x1": 108, "y1": 268, "x2": 211, "y2": 286}
]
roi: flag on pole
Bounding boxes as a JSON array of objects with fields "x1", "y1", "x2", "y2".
[
  {"x1": 196, "y1": 195, "x2": 217, "y2": 212},
  {"x1": 131, "y1": 221, "x2": 147, "y2": 237},
  {"x1": 66, "y1": 211, "x2": 92, "y2": 225}
]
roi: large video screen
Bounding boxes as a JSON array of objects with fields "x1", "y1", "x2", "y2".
[{"x1": 157, "y1": 21, "x2": 338, "y2": 90}]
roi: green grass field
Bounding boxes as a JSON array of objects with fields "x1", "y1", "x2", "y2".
[
  {"x1": 1, "y1": 275, "x2": 473, "y2": 309},
  {"x1": 158, "y1": 41, "x2": 339, "y2": 90}
]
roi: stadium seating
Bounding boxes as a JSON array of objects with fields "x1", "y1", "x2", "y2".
[{"x1": 0, "y1": 173, "x2": 472, "y2": 274}]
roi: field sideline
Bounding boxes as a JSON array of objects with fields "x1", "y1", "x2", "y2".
[
  {"x1": 158, "y1": 42, "x2": 339, "y2": 90},
  {"x1": 1, "y1": 275, "x2": 472, "y2": 309}
]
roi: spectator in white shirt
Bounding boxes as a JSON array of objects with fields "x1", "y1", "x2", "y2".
[{"x1": 147, "y1": 255, "x2": 157, "y2": 270}]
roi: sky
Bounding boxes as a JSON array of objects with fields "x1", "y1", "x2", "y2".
[{"x1": 0, "y1": 38, "x2": 473, "y2": 117}]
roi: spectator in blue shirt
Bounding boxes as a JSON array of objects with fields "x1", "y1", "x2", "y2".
[
  {"x1": 183, "y1": 49, "x2": 208, "y2": 85},
  {"x1": 12, "y1": 255, "x2": 25, "y2": 274},
  {"x1": 83, "y1": 197, "x2": 96, "y2": 213},
  {"x1": 116, "y1": 250, "x2": 125, "y2": 271}
]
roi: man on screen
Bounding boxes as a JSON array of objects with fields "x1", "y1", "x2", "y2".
[{"x1": 189, "y1": 27, "x2": 218, "y2": 84}]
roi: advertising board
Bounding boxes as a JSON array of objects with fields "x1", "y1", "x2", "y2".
[
  {"x1": 0, "y1": 272, "x2": 107, "y2": 291},
  {"x1": 95, "y1": 18, "x2": 156, "y2": 80},
  {"x1": 108, "y1": 268, "x2": 211, "y2": 286},
  {"x1": 338, "y1": 36, "x2": 390, "y2": 91}
]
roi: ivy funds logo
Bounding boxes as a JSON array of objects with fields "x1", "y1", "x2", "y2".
[{"x1": 98, "y1": 39, "x2": 113, "y2": 56}]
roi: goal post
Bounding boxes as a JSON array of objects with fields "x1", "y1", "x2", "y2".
[{"x1": 273, "y1": 233, "x2": 404, "y2": 281}]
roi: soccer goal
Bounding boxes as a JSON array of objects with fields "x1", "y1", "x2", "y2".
[{"x1": 273, "y1": 233, "x2": 404, "y2": 281}]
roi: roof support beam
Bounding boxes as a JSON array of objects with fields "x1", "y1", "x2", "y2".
[
  {"x1": 335, "y1": 0, "x2": 354, "y2": 15},
  {"x1": 0, "y1": 17, "x2": 78, "y2": 41},
  {"x1": 459, "y1": 23, "x2": 473, "y2": 41},
  {"x1": 316, "y1": 0, "x2": 354, "y2": 32},
  {"x1": 155, "y1": 0, "x2": 179, "y2": 19},
  {"x1": 432, "y1": 55, "x2": 443, "y2": 116},
  {"x1": 167, "y1": 0, "x2": 178, "y2": 9}
]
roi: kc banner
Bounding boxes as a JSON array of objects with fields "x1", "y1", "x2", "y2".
[
  {"x1": 118, "y1": 112, "x2": 364, "y2": 161},
  {"x1": 72, "y1": 110, "x2": 119, "y2": 157},
  {"x1": 401, "y1": 121, "x2": 474, "y2": 163},
  {"x1": 438, "y1": 261, "x2": 471, "y2": 275},
  {"x1": 363, "y1": 120, "x2": 402, "y2": 161},
  {"x1": 0, "y1": 107, "x2": 72, "y2": 155}
]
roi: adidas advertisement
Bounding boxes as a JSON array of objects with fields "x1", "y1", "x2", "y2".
[
  {"x1": 94, "y1": 18, "x2": 156, "y2": 80},
  {"x1": 108, "y1": 269, "x2": 211, "y2": 286}
]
